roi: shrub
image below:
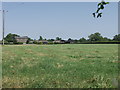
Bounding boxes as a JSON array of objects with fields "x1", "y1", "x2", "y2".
[
  {"x1": 48, "y1": 41, "x2": 54, "y2": 44},
  {"x1": 14, "y1": 42, "x2": 23, "y2": 44}
]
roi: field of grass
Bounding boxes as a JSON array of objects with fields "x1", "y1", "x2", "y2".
[
  {"x1": 2, "y1": 44, "x2": 119, "y2": 88},
  {"x1": 0, "y1": 46, "x2": 2, "y2": 88}
]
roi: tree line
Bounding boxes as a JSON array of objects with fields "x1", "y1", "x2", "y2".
[{"x1": 1, "y1": 32, "x2": 120, "y2": 44}]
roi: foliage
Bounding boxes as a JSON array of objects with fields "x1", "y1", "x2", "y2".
[
  {"x1": 39, "y1": 36, "x2": 43, "y2": 40},
  {"x1": 33, "y1": 40, "x2": 38, "y2": 44},
  {"x1": 27, "y1": 41, "x2": 34, "y2": 44},
  {"x1": 88, "y1": 32, "x2": 103, "y2": 41},
  {"x1": 56, "y1": 37, "x2": 62, "y2": 40},
  {"x1": 3, "y1": 40, "x2": 9, "y2": 44},
  {"x1": 48, "y1": 39, "x2": 55, "y2": 41},
  {"x1": 44, "y1": 38, "x2": 47, "y2": 40},
  {"x1": 0, "y1": 40, "x2": 9, "y2": 44},
  {"x1": 74, "y1": 39, "x2": 78, "y2": 43},
  {"x1": 79, "y1": 41, "x2": 120, "y2": 44},
  {"x1": 14, "y1": 42, "x2": 23, "y2": 44},
  {"x1": 37, "y1": 42, "x2": 43, "y2": 44},
  {"x1": 93, "y1": 0, "x2": 109, "y2": 18},
  {"x1": 4, "y1": 33, "x2": 120, "y2": 45},
  {"x1": 4, "y1": 33, "x2": 20, "y2": 44},
  {"x1": 48, "y1": 41, "x2": 54, "y2": 44},
  {"x1": 113, "y1": 34, "x2": 120, "y2": 41},
  {"x1": 26, "y1": 38, "x2": 33, "y2": 44},
  {"x1": 102, "y1": 37, "x2": 112, "y2": 41},
  {"x1": 79, "y1": 37, "x2": 87, "y2": 42},
  {"x1": 68, "y1": 38, "x2": 72, "y2": 41},
  {"x1": 0, "y1": 40, "x2": 2, "y2": 44}
]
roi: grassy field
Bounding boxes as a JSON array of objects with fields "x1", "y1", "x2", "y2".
[
  {"x1": 0, "y1": 46, "x2": 2, "y2": 88},
  {"x1": 2, "y1": 44, "x2": 119, "y2": 88}
]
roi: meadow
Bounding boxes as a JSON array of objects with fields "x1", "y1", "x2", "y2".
[{"x1": 2, "y1": 44, "x2": 119, "y2": 88}]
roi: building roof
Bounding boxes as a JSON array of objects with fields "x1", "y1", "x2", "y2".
[{"x1": 15, "y1": 36, "x2": 29, "y2": 39}]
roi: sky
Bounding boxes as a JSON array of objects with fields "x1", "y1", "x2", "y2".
[
  {"x1": 2, "y1": 0, "x2": 120, "y2": 2},
  {"x1": 0, "y1": 2, "x2": 2, "y2": 40},
  {"x1": 0, "y1": 2, "x2": 118, "y2": 40},
  {"x1": 118, "y1": 1, "x2": 120, "y2": 34}
]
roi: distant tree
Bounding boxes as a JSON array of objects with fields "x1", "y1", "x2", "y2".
[
  {"x1": 51, "y1": 39, "x2": 55, "y2": 41},
  {"x1": 102, "y1": 37, "x2": 112, "y2": 41},
  {"x1": 74, "y1": 39, "x2": 78, "y2": 43},
  {"x1": 4, "y1": 33, "x2": 20, "y2": 43},
  {"x1": 56, "y1": 37, "x2": 62, "y2": 40},
  {"x1": 48, "y1": 39, "x2": 55, "y2": 41},
  {"x1": 26, "y1": 38, "x2": 33, "y2": 44},
  {"x1": 113, "y1": 34, "x2": 120, "y2": 41},
  {"x1": 79, "y1": 37, "x2": 87, "y2": 42},
  {"x1": 88, "y1": 32, "x2": 103, "y2": 41},
  {"x1": 39, "y1": 36, "x2": 43, "y2": 40},
  {"x1": 68, "y1": 38, "x2": 73, "y2": 41},
  {"x1": 33, "y1": 40, "x2": 37, "y2": 44}
]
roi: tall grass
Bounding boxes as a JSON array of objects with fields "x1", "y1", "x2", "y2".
[{"x1": 2, "y1": 44, "x2": 118, "y2": 88}]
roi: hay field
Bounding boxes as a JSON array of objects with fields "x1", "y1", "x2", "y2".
[{"x1": 2, "y1": 44, "x2": 119, "y2": 88}]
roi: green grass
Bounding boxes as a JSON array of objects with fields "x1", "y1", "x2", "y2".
[
  {"x1": 0, "y1": 45, "x2": 2, "y2": 88},
  {"x1": 2, "y1": 44, "x2": 119, "y2": 88}
]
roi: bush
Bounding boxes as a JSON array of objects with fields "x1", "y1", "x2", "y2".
[
  {"x1": 28, "y1": 42, "x2": 33, "y2": 44},
  {"x1": 37, "y1": 42, "x2": 43, "y2": 44},
  {"x1": 48, "y1": 41, "x2": 54, "y2": 44},
  {"x1": 79, "y1": 41, "x2": 120, "y2": 44},
  {"x1": 33, "y1": 41, "x2": 38, "y2": 44},
  {"x1": 14, "y1": 42, "x2": 23, "y2": 44}
]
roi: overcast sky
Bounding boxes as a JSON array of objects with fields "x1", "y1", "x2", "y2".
[{"x1": 1, "y1": 2, "x2": 118, "y2": 40}]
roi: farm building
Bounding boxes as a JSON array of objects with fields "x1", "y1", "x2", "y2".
[
  {"x1": 15, "y1": 36, "x2": 29, "y2": 44},
  {"x1": 53, "y1": 40, "x2": 65, "y2": 44}
]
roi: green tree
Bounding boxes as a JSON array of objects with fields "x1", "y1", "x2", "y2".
[
  {"x1": 88, "y1": 32, "x2": 103, "y2": 41},
  {"x1": 48, "y1": 39, "x2": 54, "y2": 41},
  {"x1": 79, "y1": 37, "x2": 87, "y2": 42},
  {"x1": 113, "y1": 34, "x2": 120, "y2": 41},
  {"x1": 39, "y1": 36, "x2": 43, "y2": 40},
  {"x1": 102, "y1": 37, "x2": 111, "y2": 41},
  {"x1": 26, "y1": 38, "x2": 33, "y2": 44},
  {"x1": 4, "y1": 33, "x2": 20, "y2": 43},
  {"x1": 68, "y1": 38, "x2": 72, "y2": 41},
  {"x1": 56, "y1": 37, "x2": 62, "y2": 40}
]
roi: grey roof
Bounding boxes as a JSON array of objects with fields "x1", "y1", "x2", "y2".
[{"x1": 15, "y1": 36, "x2": 29, "y2": 39}]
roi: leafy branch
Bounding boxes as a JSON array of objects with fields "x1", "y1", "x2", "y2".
[{"x1": 93, "y1": 0, "x2": 109, "y2": 18}]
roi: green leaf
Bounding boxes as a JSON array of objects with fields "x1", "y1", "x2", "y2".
[
  {"x1": 105, "y1": 2, "x2": 109, "y2": 4},
  {"x1": 101, "y1": 1, "x2": 106, "y2": 5},
  {"x1": 100, "y1": 5, "x2": 104, "y2": 9}
]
